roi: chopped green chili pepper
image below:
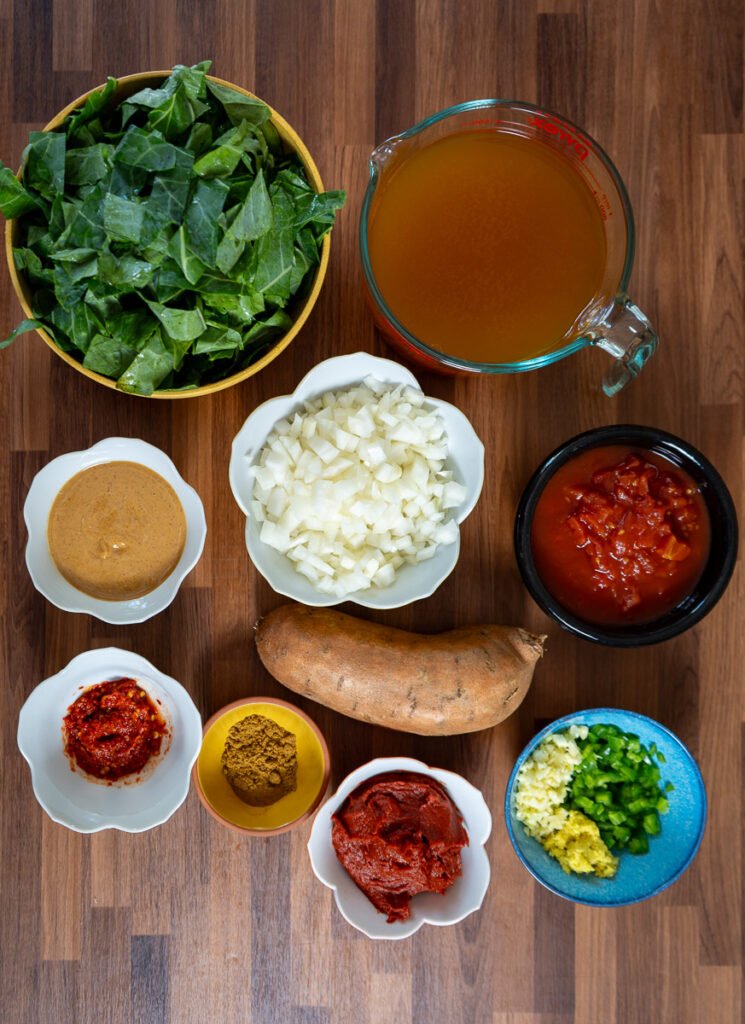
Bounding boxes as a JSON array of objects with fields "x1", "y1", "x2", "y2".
[{"x1": 563, "y1": 724, "x2": 671, "y2": 855}]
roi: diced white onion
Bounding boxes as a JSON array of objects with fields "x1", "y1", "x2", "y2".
[{"x1": 247, "y1": 378, "x2": 464, "y2": 597}]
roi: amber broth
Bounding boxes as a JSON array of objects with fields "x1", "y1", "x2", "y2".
[{"x1": 367, "y1": 130, "x2": 608, "y2": 363}]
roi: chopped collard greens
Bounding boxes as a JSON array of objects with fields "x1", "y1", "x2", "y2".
[{"x1": 0, "y1": 61, "x2": 345, "y2": 394}]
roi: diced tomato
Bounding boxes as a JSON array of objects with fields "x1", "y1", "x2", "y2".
[{"x1": 531, "y1": 447, "x2": 710, "y2": 625}]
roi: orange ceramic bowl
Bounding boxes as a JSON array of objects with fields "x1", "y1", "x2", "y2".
[
  {"x1": 5, "y1": 71, "x2": 331, "y2": 399},
  {"x1": 193, "y1": 696, "x2": 331, "y2": 837}
]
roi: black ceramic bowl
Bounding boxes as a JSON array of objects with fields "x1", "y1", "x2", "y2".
[{"x1": 514, "y1": 425, "x2": 738, "y2": 646}]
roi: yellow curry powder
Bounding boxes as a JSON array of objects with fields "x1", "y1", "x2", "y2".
[{"x1": 221, "y1": 713, "x2": 297, "y2": 807}]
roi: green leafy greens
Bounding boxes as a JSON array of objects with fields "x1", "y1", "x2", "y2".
[{"x1": 0, "y1": 61, "x2": 345, "y2": 394}]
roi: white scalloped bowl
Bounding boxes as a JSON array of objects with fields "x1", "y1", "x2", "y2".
[
  {"x1": 228, "y1": 353, "x2": 485, "y2": 608},
  {"x1": 17, "y1": 648, "x2": 203, "y2": 833},
  {"x1": 24, "y1": 437, "x2": 207, "y2": 624},
  {"x1": 307, "y1": 756, "x2": 492, "y2": 940}
]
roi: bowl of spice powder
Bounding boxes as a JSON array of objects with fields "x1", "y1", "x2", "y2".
[{"x1": 193, "y1": 697, "x2": 330, "y2": 835}]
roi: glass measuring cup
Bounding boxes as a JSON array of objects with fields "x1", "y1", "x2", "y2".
[{"x1": 359, "y1": 99, "x2": 657, "y2": 396}]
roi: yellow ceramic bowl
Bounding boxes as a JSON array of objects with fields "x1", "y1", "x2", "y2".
[
  {"x1": 5, "y1": 71, "x2": 331, "y2": 399},
  {"x1": 193, "y1": 697, "x2": 330, "y2": 835}
]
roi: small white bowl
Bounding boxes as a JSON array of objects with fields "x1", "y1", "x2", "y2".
[
  {"x1": 17, "y1": 648, "x2": 203, "y2": 833},
  {"x1": 229, "y1": 352, "x2": 484, "y2": 608},
  {"x1": 307, "y1": 756, "x2": 492, "y2": 940},
  {"x1": 24, "y1": 436, "x2": 207, "y2": 624}
]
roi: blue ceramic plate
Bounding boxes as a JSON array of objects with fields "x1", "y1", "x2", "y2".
[{"x1": 504, "y1": 708, "x2": 707, "y2": 906}]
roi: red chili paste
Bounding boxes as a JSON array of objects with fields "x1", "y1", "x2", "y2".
[
  {"x1": 331, "y1": 771, "x2": 468, "y2": 923},
  {"x1": 63, "y1": 678, "x2": 166, "y2": 782},
  {"x1": 531, "y1": 446, "x2": 710, "y2": 625}
]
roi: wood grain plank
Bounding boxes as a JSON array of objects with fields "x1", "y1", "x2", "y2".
[
  {"x1": 696, "y1": 134, "x2": 743, "y2": 405},
  {"x1": 369, "y1": 973, "x2": 412, "y2": 1024},
  {"x1": 12, "y1": 0, "x2": 52, "y2": 122},
  {"x1": 252, "y1": 835, "x2": 291, "y2": 1023},
  {"x1": 334, "y1": 0, "x2": 375, "y2": 146},
  {"x1": 171, "y1": 400, "x2": 214, "y2": 589},
  {"x1": 166, "y1": 857, "x2": 210, "y2": 1024},
  {"x1": 414, "y1": 0, "x2": 505, "y2": 107},
  {"x1": 291, "y1": 824, "x2": 334, "y2": 1008},
  {"x1": 698, "y1": 966, "x2": 742, "y2": 1023},
  {"x1": 691, "y1": 0, "x2": 743, "y2": 135},
  {"x1": 326, "y1": 938, "x2": 372, "y2": 1024},
  {"x1": 615, "y1": 902, "x2": 660, "y2": 1022},
  {"x1": 536, "y1": 13, "x2": 587, "y2": 125},
  {"x1": 659, "y1": 907, "x2": 700, "y2": 1023},
  {"x1": 213, "y1": 0, "x2": 256, "y2": 90},
  {"x1": 89, "y1": 0, "x2": 151, "y2": 80},
  {"x1": 41, "y1": 818, "x2": 82, "y2": 960},
  {"x1": 36, "y1": 962, "x2": 78, "y2": 1024},
  {"x1": 146, "y1": 0, "x2": 219, "y2": 70},
  {"x1": 255, "y1": 0, "x2": 334, "y2": 149},
  {"x1": 291, "y1": 1009, "x2": 331, "y2": 1024},
  {"x1": 130, "y1": 833, "x2": 174, "y2": 937},
  {"x1": 492, "y1": 0, "x2": 538, "y2": 101},
  {"x1": 532, "y1": 883, "x2": 574, "y2": 1016},
  {"x1": 537, "y1": 0, "x2": 577, "y2": 10},
  {"x1": 375, "y1": 0, "x2": 417, "y2": 141},
  {"x1": 79, "y1": 908, "x2": 132, "y2": 1023},
  {"x1": 574, "y1": 909, "x2": 616, "y2": 1024},
  {"x1": 0, "y1": 753, "x2": 43, "y2": 1024},
  {"x1": 131, "y1": 935, "x2": 170, "y2": 1024},
  {"x1": 202, "y1": 831, "x2": 253, "y2": 1022},
  {"x1": 52, "y1": 0, "x2": 92, "y2": 71},
  {"x1": 695, "y1": 405, "x2": 742, "y2": 967},
  {"x1": 494, "y1": 1016, "x2": 572, "y2": 1024},
  {"x1": 90, "y1": 831, "x2": 132, "y2": 911}
]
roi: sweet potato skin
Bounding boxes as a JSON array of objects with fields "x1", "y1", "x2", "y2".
[{"x1": 255, "y1": 604, "x2": 545, "y2": 736}]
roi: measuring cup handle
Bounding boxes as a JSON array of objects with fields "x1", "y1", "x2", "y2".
[{"x1": 590, "y1": 299, "x2": 658, "y2": 396}]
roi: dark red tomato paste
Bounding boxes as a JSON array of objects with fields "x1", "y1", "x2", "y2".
[
  {"x1": 531, "y1": 446, "x2": 710, "y2": 626},
  {"x1": 331, "y1": 771, "x2": 468, "y2": 923},
  {"x1": 63, "y1": 678, "x2": 166, "y2": 782}
]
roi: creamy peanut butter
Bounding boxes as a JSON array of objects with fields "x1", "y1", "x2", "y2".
[{"x1": 47, "y1": 461, "x2": 186, "y2": 601}]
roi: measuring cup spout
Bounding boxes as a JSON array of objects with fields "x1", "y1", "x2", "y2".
[{"x1": 369, "y1": 139, "x2": 400, "y2": 175}]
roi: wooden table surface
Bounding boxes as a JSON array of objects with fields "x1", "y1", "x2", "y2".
[{"x1": 1, "y1": 1, "x2": 742, "y2": 1022}]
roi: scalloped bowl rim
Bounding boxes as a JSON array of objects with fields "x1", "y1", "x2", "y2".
[
  {"x1": 17, "y1": 647, "x2": 203, "y2": 833},
  {"x1": 228, "y1": 352, "x2": 485, "y2": 608},
  {"x1": 307, "y1": 755, "x2": 493, "y2": 939},
  {"x1": 24, "y1": 437, "x2": 207, "y2": 624}
]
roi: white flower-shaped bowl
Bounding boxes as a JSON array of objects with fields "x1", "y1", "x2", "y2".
[
  {"x1": 229, "y1": 352, "x2": 485, "y2": 608},
  {"x1": 17, "y1": 648, "x2": 203, "y2": 833},
  {"x1": 307, "y1": 756, "x2": 492, "y2": 940},
  {"x1": 24, "y1": 437, "x2": 207, "y2": 624}
]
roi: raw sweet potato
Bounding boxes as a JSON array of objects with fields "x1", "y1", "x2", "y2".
[{"x1": 255, "y1": 604, "x2": 545, "y2": 736}]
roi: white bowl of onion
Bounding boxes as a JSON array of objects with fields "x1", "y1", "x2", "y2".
[{"x1": 229, "y1": 353, "x2": 484, "y2": 608}]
